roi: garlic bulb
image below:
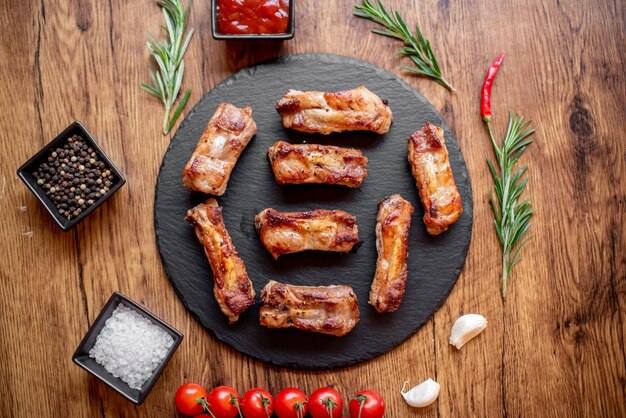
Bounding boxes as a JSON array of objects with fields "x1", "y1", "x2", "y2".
[
  {"x1": 449, "y1": 314, "x2": 487, "y2": 349},
  {"x1": 400, "y1": 379, "x2": 440, "y2": 407}
]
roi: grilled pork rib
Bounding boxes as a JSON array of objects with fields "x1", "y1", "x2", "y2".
[
  {"x1": 369, "y1": 194, "x2": 414, "y2": 313},
  {"x1": 275, "y1": 86, "x2": 392, "y2": 135},
  {"x1": 407, "y1": 123, "x2": 463, "y2": 235},
  {"x1": 182, "y1": 103, "x2": 256, "y2": 195},
  {"x1": 259, "y1": 280, "x2": 360, "y2": 336},
  {"x1": 255, "y1": 208, "x2": 359, "y2": 259},
  {"x1": 185, "y1": 198, "x2": 255, "y2": 323},
  {"x1": 268, "y1": 141, "x2": 368, "y2": 188}
]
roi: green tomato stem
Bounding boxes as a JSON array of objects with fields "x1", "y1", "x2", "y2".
[{"x1": 197, "y1": 397, "x2": 216, "y2": 418}]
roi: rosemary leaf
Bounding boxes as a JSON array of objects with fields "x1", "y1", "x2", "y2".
[
  {"x1": 487, "y1": 113, "x2": 536, "y2": 298},
  {"x1": 141, "y1": 0, "x2": 194, "y2": 135},
  {"x1": 166, "y1": 88, "x2": 192, "y2": 133},
  {"x1": 140, "y1": 84, "x2": 163, "y2": 102},
  {"x1": 355, "y1": 0, "x2": 454, "y2": 91}
]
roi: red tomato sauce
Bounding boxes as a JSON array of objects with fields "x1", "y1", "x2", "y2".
[{"x1": 217, "y1": 0, "x2": 290, "y2": 35}]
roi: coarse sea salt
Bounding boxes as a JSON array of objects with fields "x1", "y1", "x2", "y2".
[{"x1": 89, "y1": 304, "x2": 173, "y2": 390}]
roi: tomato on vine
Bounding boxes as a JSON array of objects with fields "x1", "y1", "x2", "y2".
[
  {"x1": 208, "y1": 386, "x2": 241, "y2": 418},
  {"x1": 241, "y1": 388, "x2": 275, "y2": 418},
  {"x1": 349, "y1": 390, "x2": 385, "y2": 418},
  {"x1": 309, "y1": 387, "x2": 343, "y2": 418},
  {"x1": 174, "y1": 383, "x2": 213, "y2": 417},
  {"x1": 275, "y1": 387, "x2": 308, "y2": 418}
]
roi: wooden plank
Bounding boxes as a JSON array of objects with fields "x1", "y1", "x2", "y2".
[{"x1": 0, "y1": 0, "x2": 624, "y2": 416}]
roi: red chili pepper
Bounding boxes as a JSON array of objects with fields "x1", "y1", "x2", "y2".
[{"x1": 481, "y1": 53, "x2": 505, "y2": 122}]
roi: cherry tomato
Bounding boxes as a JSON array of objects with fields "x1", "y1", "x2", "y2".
[
  {"x1": 208, "y1": 386, "x2": 240, "y2": 418},
  {"x1": 275, "y1": 387, "x2": 308, "y2": 418},
  {"x1": 241, "y1": 388, "x2": 275, "y2": 418},
  {"x1": 309, "y1": 387, "x2": 343, "y2": 418},
  {"x1": 174, "y1": 383, "x2": 210, "y2": 416},
  {"x1": 349, "y1": 390, "x2": 385, "y2": 418}
]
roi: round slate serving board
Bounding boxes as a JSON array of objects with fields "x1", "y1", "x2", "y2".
[{"x1": 155, "y1": 54, "x2": 473, "y2": 370}]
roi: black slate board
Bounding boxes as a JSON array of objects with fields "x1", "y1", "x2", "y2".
[{"x1": 155, "y1": 54, "x2": 473, "y2": 370}]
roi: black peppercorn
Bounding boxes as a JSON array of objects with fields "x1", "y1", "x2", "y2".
[{"x1": 31, "y1": 135, "x2": 117, "y2": 220}]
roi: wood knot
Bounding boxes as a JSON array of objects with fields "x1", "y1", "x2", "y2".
[
  {"x1": 76, "y1": 5, "x2": 92, "y2": 32},
  {"x1": 441, "y1": 100, "x2": 454, "y2": 123},
  {"x1": 574, "y1": 329, "x2": 585, "y2": 343},
  {"x1": 569, "y1": 94, "x2": 597, "y2": 191},
  {"x1": 76, "y1": 2, "x2": 92, "y2": 33},
  {"x1": 569, "y1": 95, "x2": 594, "y2": 140},
  {"x1": 562, "y1": 314, "x2": 586, "y2": 344}
]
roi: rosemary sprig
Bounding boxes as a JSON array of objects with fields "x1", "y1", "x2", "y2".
[
  {"x1": 354, "y1": 0, "x2": 454, "y2": 91},
  {"x1": 140, "y1": 0, "x2": 194, "y2": 135},
  {"x1": 486, "y1": 114, "x2": 535, "y2": 298}
]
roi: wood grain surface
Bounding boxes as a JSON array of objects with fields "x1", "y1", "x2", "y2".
[{"x1": 0, "y1": 0, "x2": 624, "y2": 417}]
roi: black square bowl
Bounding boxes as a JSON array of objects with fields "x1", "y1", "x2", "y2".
[
  {"x1": 72, "y1": 292, "x2": 183, "y2": 405},
  {"x1": 212, "y1": 0, "x2": 295, "y2": 40},
  {"x1": 17, "y1": 121, "x2": 126, "y2": 231}
]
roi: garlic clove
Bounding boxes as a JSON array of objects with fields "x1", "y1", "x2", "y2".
[
  {"x1": 400, "y1": 378, "x2": 440, "y2": 408},
  {"x1": 449, "y1": 313, "x2": 487, "y2": 349}
]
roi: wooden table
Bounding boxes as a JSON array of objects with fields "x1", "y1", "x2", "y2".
[{"x1": 1, "y1": 0, "x2": 624, "y2": 416}]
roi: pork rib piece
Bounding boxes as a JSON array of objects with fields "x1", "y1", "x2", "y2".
[
  {"x1": 259, "y1": 280, "x2": 360, "y2": 336},
  {"x1": 268, "y1": 141, "x2": 368, "y2": 188},
  {"x1": 407, "y1": 122, "x2": 463, "y2": 235},
  {"x1": 369, "y1": 194, "x2": 414, "y2": 313},
  {"x1": 255, "y1": 208, "x2": 359, "y2": 259},
  {"x1": 275, "y1": 86, "x2": 392, "y2": 135},
  {"x1": 182, "y1": 103, "x2": 256, "y2": 195},
  {"x1": 185, "y1": 198, "x2": 255, "y2": 323}
]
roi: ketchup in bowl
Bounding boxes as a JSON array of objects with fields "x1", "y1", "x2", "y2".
[{"x1": 217, "y1": 0, "x2": 290, "y2": 35}]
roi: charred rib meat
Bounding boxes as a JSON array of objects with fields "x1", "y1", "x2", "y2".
[
  {"x1": 182, "y1": 103, "x2": 256, "y2": 195},
  {"x1": 268, "y1": 141, "x2": 368, "y2": 188},
  {"x1": 275, "y1": 86, "x2": 392, "y2": 135},
  {"x1": 259, "y1": 280, "x2": 360, "y2": 336},
  {"x1": 369, "y1": 194, "x2": 414, "y2": 313},
  {"x1": 255, "y1": 208, "x2": 359, "y2": 259},
  {"x1": 407, "y1": 123, "x2": 463, "y2": 235},
  {"x1": 185, "y1": 198, "x2": 255, "y2": 323}
]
